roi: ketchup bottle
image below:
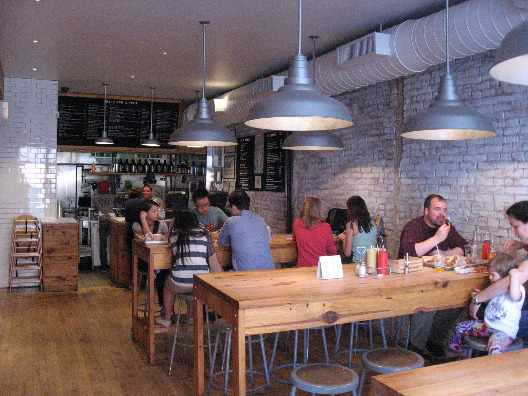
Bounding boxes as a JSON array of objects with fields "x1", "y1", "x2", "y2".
[
  {"x1": 377, "y1": 247, "x2": 388, "y2": 275},
  {"x1": 482, "y1": 232, "x2": 491, "y2": 260}
]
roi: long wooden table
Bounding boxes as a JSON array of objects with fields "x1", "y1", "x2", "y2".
[
  {"x1": 370, "y1": 348, "x2": 528, "y2": 395},
  {"x1": 130, "y1": 234, "x2": 301, "y2": 364},
  {"x1": 193, "y1": 266, "x2": 488, "y2": 395}
]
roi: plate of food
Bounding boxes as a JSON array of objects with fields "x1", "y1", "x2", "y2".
[{"x1": 423, "y1": 254, "x2": 487, "y2": 270}]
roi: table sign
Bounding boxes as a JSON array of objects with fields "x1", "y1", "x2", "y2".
[{"x1": 317, "y1": 255, "x2": 343, "y2": 279}]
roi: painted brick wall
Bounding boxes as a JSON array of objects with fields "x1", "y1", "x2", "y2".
[
  {"x1": 0, "y1": 78, "x2": 58, "y2": 288},
  {"x1": 234, "y1": 49, "x2": 528, "y2": 259}
]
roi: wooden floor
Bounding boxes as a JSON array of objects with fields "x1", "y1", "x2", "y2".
[{"x1": 1, "y1": 272, "x2": 456, "y2": 395}]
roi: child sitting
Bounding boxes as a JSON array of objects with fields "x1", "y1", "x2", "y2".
[{"x1": 449, "y1": 253, "x2": 525, "y2": 359}]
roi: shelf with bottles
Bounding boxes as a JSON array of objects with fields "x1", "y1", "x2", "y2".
[{"x1": 86, "y1": 171, "x2": 204, "y2": 176}]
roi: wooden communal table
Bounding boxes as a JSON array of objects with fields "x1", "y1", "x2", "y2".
[
  {"x1": 370, "y1": 348, "x2": 528, "y2": 395},
  {"x1": 130, "y1": 234, "x2": 302, "y2": 364},
  {"x1": 193, "y1": 266, "x2": 488, "y2": 395}
]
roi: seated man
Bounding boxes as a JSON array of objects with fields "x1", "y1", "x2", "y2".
[
  {"x1": 217, "y1": 190, "x2": 274, "y2": 271},
  {"x1": 398, "y1": 194, "x2": 468, "y2": 358},
  {"x1": 192, "y1": 188, "x2": 228, "y2": 232}
]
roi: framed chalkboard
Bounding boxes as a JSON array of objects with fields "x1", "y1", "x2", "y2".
[
  {"x1": 236, "y1": 136, "x2": 255, "y2": 190},
  {"x1": 263, "y1": 131, "x2": 288, "y2": 192},
  {"x1": 57, "y1": 94, "x2": 181, "y2": 148}
]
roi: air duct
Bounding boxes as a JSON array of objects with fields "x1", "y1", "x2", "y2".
[{"x1": 213, "y1": 0, "x2": 528, "y2": 127}]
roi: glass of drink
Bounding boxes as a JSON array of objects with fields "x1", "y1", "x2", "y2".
[{"x1": 433, "y1": 254, "x2": 444, "y2": 272}]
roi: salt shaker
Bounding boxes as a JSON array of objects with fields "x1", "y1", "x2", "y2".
[
  {"x1": 357, "y1": 260, "x2": 367, "y2": 278},
  {"x1": 404, "y1": 253, "x2": 409, "y2": 274}
]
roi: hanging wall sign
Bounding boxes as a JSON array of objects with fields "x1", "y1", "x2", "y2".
[
  {"x1": 236, "y1": 136, "x2": 255, "y2": 190},
  {"x1": 263, "y1": 131, "x2": 288, "y2": 192},
  {"x1": 57, "y1": 94, "x2": 181, "y2": 148}
]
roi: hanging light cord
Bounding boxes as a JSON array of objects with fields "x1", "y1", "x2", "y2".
[
  {"x1": 297, "y1": 0, "x2": 302, "y2": 55},
  {"x1": 445, "y1": 0, "x2": 450, "y2": 75},
  {"x1": 200, "y1": 21, "x2": 210, "y2": 100},
  {"x1": 103, "y1": 83, "x2": 108, "y2": 135},
  {"x1": 149, "y1": 87, "x2": 154, "y2": 136}
]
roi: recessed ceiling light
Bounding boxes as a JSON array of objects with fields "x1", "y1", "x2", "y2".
[
  {"x1": 163, "y1": 52, "x2": 168, "y2": 55},
  {"x1": 32, "y1": 40, "x2": 39, "y2": 43},
  {"x1": 131, "y1": 75, "x2": 135, "y2": 79},
  {"x1": 32, "y1": 68, "x2": 37, "y2": 71}
]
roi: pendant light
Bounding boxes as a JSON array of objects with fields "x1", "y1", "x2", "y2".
[
  {"x1": 141, "y1": 87, "x2": 161, "y2": 147},
  {"x1": 95, "y1": 83, "x2": 114, "y2": 145},
  {"x1": 245, "y1": 0, "x2": 353, "y2": 131},
  {"x1": 283, "y1": 35, "x2": 345, "y2": 150},
  {"x1": 489, "y1": 20, "x2": 528, "y2": 85},
  {"x1": 401, "y1": 0, "x2": 495, "y2": 140},
  {"x1": 169, "y1": 21, "x2": 237, "y2": 147}
]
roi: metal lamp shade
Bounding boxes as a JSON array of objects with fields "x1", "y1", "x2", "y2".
[
  {"x1": 245, "y1": 54, "x2": 353, "y2": 131},
  {"x1": 141, "y1": 137, "x2": 160, "y2": 147},
  {"x1": 402, "y1": 74, "x2": 496, "y2": 140},
  {"x1": 490, "y1": 20, "x2": 528, "y2": 85},
  {"x1": 282, "y1": 131, "x2": 344, "y2": 150},
  {"x1": 169, "y1": 98, "x2": 236, "y2": 147},
  {"x1": 95, "y1": 136, "x2": 114, "y2": 145}
]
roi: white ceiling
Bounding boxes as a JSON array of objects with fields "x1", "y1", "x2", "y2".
[{"x1": 0, "y1": 0, "x2": 459, "y2": 102}]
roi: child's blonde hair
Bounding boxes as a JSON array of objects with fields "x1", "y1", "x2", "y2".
[{"x1": 487, "y1": 253, "x2": 518, "y2": 278}]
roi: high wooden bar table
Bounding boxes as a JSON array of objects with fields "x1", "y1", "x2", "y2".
[
  {"x1": 130, "y1": 234, "x2": 301, "y2": 364},
  {"x1": 370, "y1": 348, "x2": 528, "y2": 395},
  {"x1": 193, "y1": 266, "x2": 488, "y2": 395}
]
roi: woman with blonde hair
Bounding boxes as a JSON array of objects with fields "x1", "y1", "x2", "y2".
[{"x1": 292, "y1": 195, "x2": 337, "y2": 267}]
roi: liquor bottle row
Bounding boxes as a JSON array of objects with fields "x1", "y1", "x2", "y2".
[{"x1": 111, "y1": 158, "x2": 205, "y2": 175}]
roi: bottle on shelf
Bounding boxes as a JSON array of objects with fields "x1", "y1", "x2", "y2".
[
  {"x1": 190, "y1": 161, "x2": 197, "y2": 175},
  {"x1": 131, "y1": 159, "x2": 137, "y2": 173},
  {"x1": 155, "y1": 159, "x2": 162, "y2": 173},
  {"x1": 162, "y1": 159, "x2": 168, "y2": 173},
  {"x1": 137, "y1": 158, "x2": 144, "y2": 173},
  {"x1": 117, "y1": 158, "x2": 124, "y2": 173}
]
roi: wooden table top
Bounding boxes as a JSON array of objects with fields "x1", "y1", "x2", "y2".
[
  {"x1": 194, "y1": 265, "x2": 488, "y2": 335},
  {"x1": 370, "y1": 349, "x2": 528, "y2": 396}
]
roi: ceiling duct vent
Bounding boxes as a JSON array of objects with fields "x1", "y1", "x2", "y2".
[
  {"x1": 337, "y1": 32, "x2": 391, "y2": 68},
  {"x1": 252, "y1": 75, "x2": 285, "y2": 95}
]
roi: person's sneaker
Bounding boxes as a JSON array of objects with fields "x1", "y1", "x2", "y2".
[{"x1": 155, "y1": 317, "x2": 172, "y2": 328}]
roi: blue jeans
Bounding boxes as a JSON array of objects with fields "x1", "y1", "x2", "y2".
[{"x1": 517, "y1": 310, "x2": 528, "y2": 346}]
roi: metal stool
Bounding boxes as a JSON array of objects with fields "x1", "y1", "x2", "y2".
[
  {"x1": 290, "y1": 363, "x2": 359, "y2": 395},
  {"x1": 269, "y1": 327, "x2": 330, "y2": 385},
  {"x1": 465, "y1": 335, "x2": 524, "y2": 358},
  {"x1": 358, "y1": 348, "x2": 424, "y2": 395},
  {"x1": 169, "y1": 293, "x2": 213, "y2": 376},
  {"x1": 334, "y1": 320, "x2": 387, "y2": 368},
  {"x1": 208, "y1": 318, "x2": 270, "y2": 394}
]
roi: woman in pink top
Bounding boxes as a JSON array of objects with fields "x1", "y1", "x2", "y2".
[{"x1": 293, "y1": 195, "x2": 337, "y2": 267}]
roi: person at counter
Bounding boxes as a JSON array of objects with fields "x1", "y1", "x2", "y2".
[
  {"x1": 217, "y1": 190, "x2": 274, "y2": 271},
  {"x1": 155, "y1": 209, "x2": 223, "y2": 328},
  {"x1": 144, "y1": 172, "x2": 166, "y2": 203},
  {"x1": 142, "y1": 185, "x2": 164, "y2": 209},
  {"x1": 133, "y1": 200, "x2": 169, "y2": 309},
  {"x1": 92, "y1": 181, "x2": 114, "y2": 271},
  {"x1": 192, "y1": 188, "x2": 227, "y2": 232},
  {"x1": 293, "y1": 195, "x2": 337, "y2": 267},
  {"x1": 398, "y1": 194, "x2": 468, "y2": 358},
  {"x1": 339, "y1": 196, "x2": 377, "y2": 262}
]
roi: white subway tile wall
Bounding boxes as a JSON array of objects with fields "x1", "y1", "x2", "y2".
[{"x1": 0, "y1": 78, "x2": 58, "y2": 287}]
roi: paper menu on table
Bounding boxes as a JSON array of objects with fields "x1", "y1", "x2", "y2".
[{"x1": 317, "y1": 255, "x2": 343, "y2": 279}]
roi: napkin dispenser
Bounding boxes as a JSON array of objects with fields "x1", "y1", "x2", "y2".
[{"x1": 389, "y1": 258, "x2": 422, "y2": 273}]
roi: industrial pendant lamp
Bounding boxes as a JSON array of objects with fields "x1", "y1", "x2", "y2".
[
  {"x1": 401, "y1": 0, "x2": 495, "y2": 140},
  {"x1": 169, "y1": 21, "x2": 237, "y2": 147},
  {"x1": 489, "y1": 20, "x2": 528, "y2": 85},
  {"x1": 141, "y1": 87, "x2": 161, "y2": 147},
  {"x1": 283, "y1": 35, "x2": 345, "y2": 150},
  {"x1": 95, "y1": 83, "x2": 114, "y2": 145},
  {"x1": 245, "y1": 0, "x2": 353, "y2": 131}
]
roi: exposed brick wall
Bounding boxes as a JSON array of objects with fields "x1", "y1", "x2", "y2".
[
  {"x1": 233, "y1": 49, "x2": 528, "y2": 259},
  {"x1": 0, "y1": 78, "x2": 58, "y2": 287}
]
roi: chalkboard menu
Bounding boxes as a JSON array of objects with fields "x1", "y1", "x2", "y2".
[
  {"x1": 57, "y1": 95, "x2": 180, "y2": 147},
  {"x1": 236, "y1": 136, "x2": 255, "y2": 190},
  {"x1": 263, "y1": 131, "x2": 288, "y2": 192}
]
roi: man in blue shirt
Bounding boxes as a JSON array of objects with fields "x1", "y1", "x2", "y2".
[
  {"x1": 217, "y1": 190, "x2": 274, "y2": 271},
  {"x1": 192, "y1": 188, "x2": 228, "y2": 232}
]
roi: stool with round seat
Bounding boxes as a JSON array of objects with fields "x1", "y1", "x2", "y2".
[
  {"x1": 208, "y1": 318, "x2": 270, "y2": 394},
  {"x1": 358, "y1": 348, "x2": 424, "y2": 395},
  {"x1": 464, "y1": 334, "x2": 524, "y2": 358},
  {"x1": 290, "y1": 363, "x2": 359, "y2": 395}
]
